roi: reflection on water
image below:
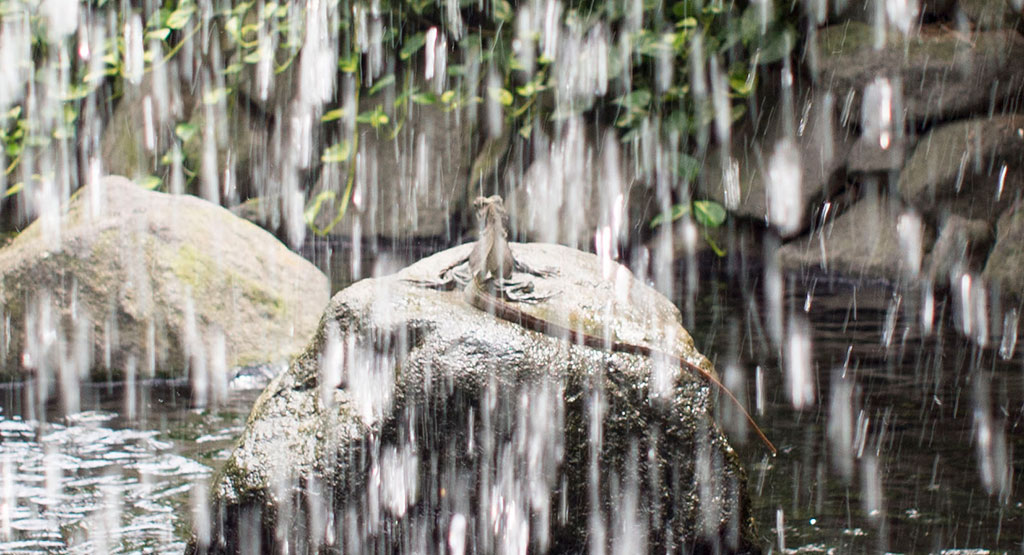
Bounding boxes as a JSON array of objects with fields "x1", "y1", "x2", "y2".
[
  {"x1": 0, "y1": 249, "x2": 1021, "y2": 552},
  {"x1": 688, "y1": 266, "x2": 1024, "y2": 553},
  {"x1": 0, "y1": 382, "x2": 261, "y2": 553}
]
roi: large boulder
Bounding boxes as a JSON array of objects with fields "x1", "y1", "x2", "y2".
[
  {"x1": 0, "y1": 176, "x2": 329, "y2": 381},
  {"x1": 191, "y1": 242, "x2": 762, "y2": 554}
]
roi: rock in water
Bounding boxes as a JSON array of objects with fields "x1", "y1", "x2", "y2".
[
  {"x1": 192, "y1": 242, "x2": 761, "y2": 554},
  {"x1": 0, "y1": 175, "x2": 329, "y2": 381}
]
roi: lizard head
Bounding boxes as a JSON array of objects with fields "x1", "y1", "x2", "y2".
[{"x1": 473, "y1": 195, "x2": 508, "y2": 237}]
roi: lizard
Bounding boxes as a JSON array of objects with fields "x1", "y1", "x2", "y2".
[{"x1": 410, "y1": 195, "x2": 777, "y2": 455}]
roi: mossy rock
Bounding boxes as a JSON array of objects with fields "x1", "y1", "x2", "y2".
[
  {"x1": 191, "y1": 242, "x2": 764, "y2": 554},
  {"x1": 0, "y1": 176, "x2": 329, "y2": 381}
]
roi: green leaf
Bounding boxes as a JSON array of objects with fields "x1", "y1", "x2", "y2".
[
  {"x1": 671, "y1": 2, "x2": 693, "y2": 19},
  {"x1": 409, "y1": 0, "x2": 432, "y2": 13},
  {"x1": 224, "y1": 16, "x2": 240, "y2": 39},
  {"x1": 729, "y1": 64, "x2": 754, "y2": 96},
  {"x1": 175, "y1": 122, "x2": 198, "y2": 142},
  {"x1": 62, "y1": 85, "x2": 90, "y2": 101},
  {"x1": 356, "y1": 107, "x2": 389, "y2": 128},
  {"x1": 400, "y1": 32, "x2": 426, "y2": 60},
  {"x1": 368, "y1": 73, "x2": 395, "y2": 96},
  {"x1": 757, "y1": 27, "x2": 794, "y2": 65},
  {"x1": 650, "y1": 204, "x2": 690, "y2": 229},
  {"x1": 222, "y1": 62, "x2": 244, "y2": 75},
  {"x1": 165, "y1": 5, "x2": 195, "y2": 30},
  {"x1": 321, "y1": 108, "x2": 345, "y2": 122},
  {"x1": 676, "y1": 16, "x2": 698, "y2": 28},
  {"x1": 203, "y1": 87, "x2": 230, "y2": 105},
  {"x1": 139, "y1": 175, "x2": 162, "y2": 190},
  {"x1": 677, "y1": 153, "x2": 702, "y2": 181},
  {"x1": 440, "y1": 90, "x2": 456, "y2": 104},
  {"x1": 338, "y1": 54, "x2": 358, "y2": 73},
  {"x1": 4, "y1": 182, "x2": 23, "y2": 197},
  {"x1": 146, "y1": 28, "x2": 171, "y2": 41},
  {"x1": 321, "y1": 141, "x2": 351, "y2": 163},
  {"x1": 693, "y1": 200, "x2": 726, "y2": 227},
  {"x1": 614, "y1": 89, "x2": 651, "y2": 108},
  {"x1": 412, "y1": 92, "x2": 437, "y2": 105},
  {"x1": 731, "y1": 103, "x2": 747, "y2": 122},
  {"x1": 488, "y1": 87, "x2": 513, "y2": 107},
  {"x1": 740, "y1": 4, "x2": 763, "y2": 44},
  {"x1": 243, "y1": 46, "x2": 268, "y2": 64},
  {"x1": 494, "y1": 0, "x2": 513, "y2": 21},
  {"x1": 230, "y1": 1, "x2": 254, "y2": 16}
]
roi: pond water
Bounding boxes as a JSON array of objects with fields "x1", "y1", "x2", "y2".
[{"x1": 0, "y1": 243, "x2": 1020, "y2": 553}]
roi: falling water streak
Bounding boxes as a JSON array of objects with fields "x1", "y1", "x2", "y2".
[
  {"x1": 587, "y1": 386, "x2": 606, "y2": 555},
  {"x1": 829, "y1": 373, "x2": 856, "y2": 480},
  {"x1": 766, "y1": 138, "x2": 803, "y2": 236},
  {"x1": 785, "y1": 314, "x2": 815, "y2": 410},
  {"x1": 996, "y1": 164, "x2": 1008, "y2": 202},
  {"x1": 999, "y1": 308, "x2": 1018, "y2": 360},
  {"x1": 896, "y1": 212, "x2": 923, "y2": 279},
  {"x1": 775, "y1": 507, "x2": 785, "y2": 551}
]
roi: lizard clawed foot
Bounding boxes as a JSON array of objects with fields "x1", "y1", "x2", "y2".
[
  {"x1": 490, "y1": 279, "x2": 554, "y2": 304},
  {"x1": 514, "y1": 260, "x2": 558, "y2": 280}
]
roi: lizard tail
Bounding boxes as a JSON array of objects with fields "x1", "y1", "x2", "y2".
[{"x1": 681, "y1": 360, "x2": 777, "y2": 456}]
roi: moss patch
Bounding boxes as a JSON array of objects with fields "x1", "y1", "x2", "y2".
[
  {"x1": 170, "y1": 243, "x2": 285, "y2": 319},
  {"x1": 170, "y1": 243, "x2": 217, "y2": 291}
]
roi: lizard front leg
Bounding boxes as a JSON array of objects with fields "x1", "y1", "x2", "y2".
[{"x1": 404, "y1": 257, "x2": 471, "y2": 291}]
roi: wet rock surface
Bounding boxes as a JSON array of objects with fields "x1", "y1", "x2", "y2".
[
  {"x1": 745, "y1": 8, "x2": 1024, "y2": 305},
  {"x1": 778, "y1": 192, "x2": 926, "y2": 282},
  {"x1": 193, "y1": 242, "x2": 761, "y2": 553},
  {"x1": 0, "y1": 176, "x2": 329, "y2": 380},
  {"x1": 814, "y1": 23, "x2": 1024, "y2": 124},
  {"x1": 696, "y1": 88, "x2": 852, "y2": 239},
  {"x1": 983, "y1": 202, "x2": 1024, "y2": 294},
  {"x1": 897, "y1": 115, "x2": 1024, "y2": 220},
  {"x1": 960, "y1": 0, "x2": 1023, "y2": 30}
]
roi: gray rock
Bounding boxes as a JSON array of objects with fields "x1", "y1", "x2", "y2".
[
  {"x1": 193, "y1": 242, "x2": 760, "y2": 553},
  {"x1": 959, "y1": 0, "x2": 1022, "y2": 30},
  {"x1": 897, "y1": 115, "x2": 1024, "y2": 220},
  {"x1": 778, "y1": 192, "x2": 929, "y2": 281},
  {"x1": 983, "y1": 202, "x2": 1024, "y2": 297},
  {"x1": 307, "y1": 101, "x2": 472, "y2": 239},
  {"x1": 815, "y1": 22, "x2": 1024, "y2": 123},
  {"x1": 0, "y1": 176, "x2": 329, "y2": 381},
  {"x1": 847, "y1": 133, "x2": 908, "y2": 175},
  {"x1": 696, "y1": 88, "x2": 851, "y2": 238},
  {"x1": 925, "y1": 214, "x2": 993, "y2": 283}
]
